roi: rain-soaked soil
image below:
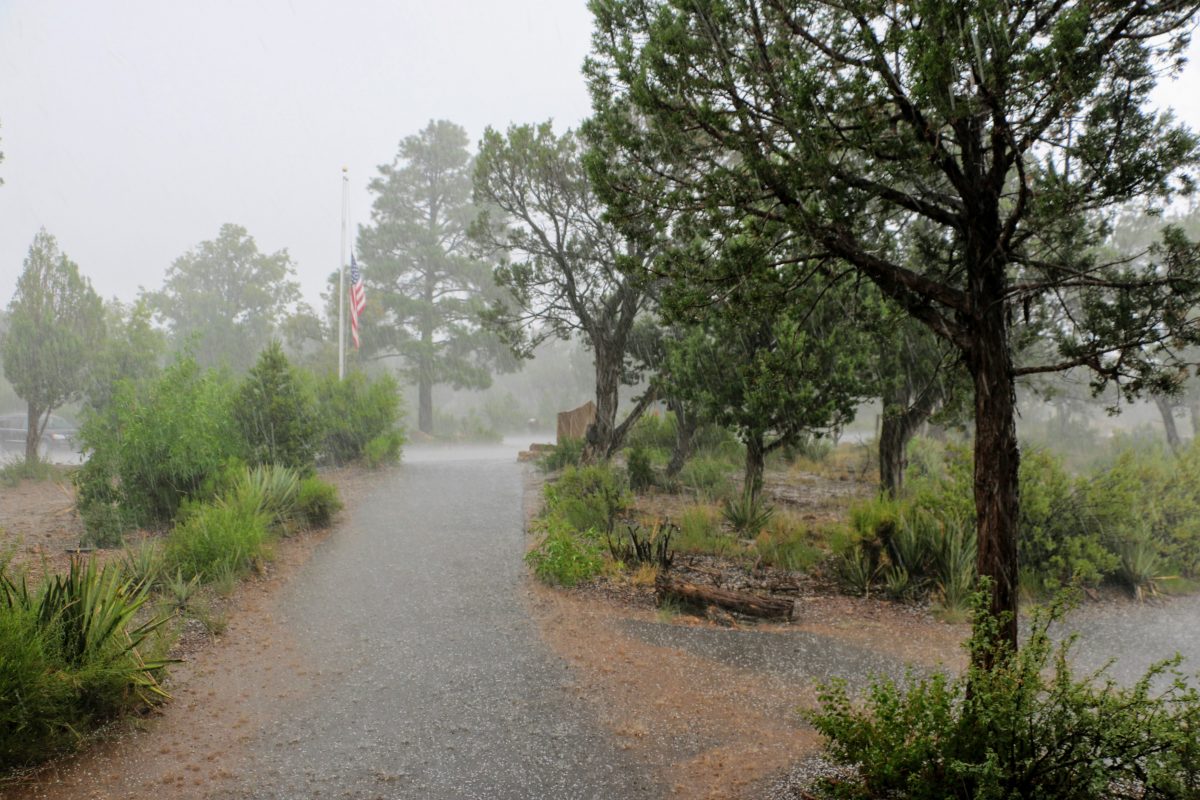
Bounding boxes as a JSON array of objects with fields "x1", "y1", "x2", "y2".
[{"x1": 5, "y1": 442, "x2": 1199, "y2": 800}]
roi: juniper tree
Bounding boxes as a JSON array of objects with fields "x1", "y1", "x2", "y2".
[{"x1": 588, "y1": 0, "x2": 1200, "y2": 660}]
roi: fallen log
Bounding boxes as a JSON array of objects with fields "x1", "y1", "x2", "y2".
[{"x1": 656, "y1": 575, "x2": 794, "y2": 621}]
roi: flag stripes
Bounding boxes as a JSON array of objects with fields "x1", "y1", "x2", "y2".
[{"x1": 349, "y1": 253, "x2": 366, "y2": 348}]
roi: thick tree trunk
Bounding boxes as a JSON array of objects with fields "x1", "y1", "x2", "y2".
[
  {"x1": 1191, "y1": 400, "x2": 1200, "y2": 441},
  {"x1": 583, "y1": 342, "x2": 622, "y2": 463},
  {"x1": 419, "y1": 271, "x2": 435, "y2": 435},
  {"x1": 970, "y1": 291, "x2": 1021, "y2": 667},
  {"x1": 878, "y1": 414, "x2": 910, "y2": 498},
  {"x1": 25, "y1": 403, "x2": 43, "y2": 465},
  {"x1": 1155, "y1": 395, "x2": 1182, "y2": 452},
  {"x1": 666, "y1": 399, "x2": 697, "y2": 478},
  {"x1": 418, "y1": 376, "x2": 433, "y2": 436}
]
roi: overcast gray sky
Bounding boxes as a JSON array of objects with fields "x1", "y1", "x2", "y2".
[
  {"x1": 0, "y1": 2, "x2": 1197, "y2": 310},
  {"x1": 0, "y1": 0, "x2": 595, "y2": 307}
]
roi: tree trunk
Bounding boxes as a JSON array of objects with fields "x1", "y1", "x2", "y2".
[
  {"x1": 969, "y1": 290, "x2": 1021, "y2": 667},
  {"x1": 583, "y1": 341, "x2": 622, "y2": 463},
  {"x1": 419, "y1": 270, "x2": 435, "y2": 436},
  {"x1": 418, "y1": 375, "x2": 433, "y2": 436},
  {"x1": 1191, "y1": 400, "x2": 1200, "y2": 441},
  {"x1": 879, "y1": 381, "x2": 941, "y2": 497},
  {"x1": 743, "y1": 433, "x2": 765, "y2": 502},
  {"x1": 24, "y1": 403, "x2": 43, "y2": 465},
  {"x1": 1155, "y1": 395, "x2": 1182, "y2": 452},
  {"x1": 666, "y1": 399, "x2": 697, "y2": 478}
]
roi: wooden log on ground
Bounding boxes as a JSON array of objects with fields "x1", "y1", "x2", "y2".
[{"x1": 656, "y1": 575, "x2": 793, "y2": 621}]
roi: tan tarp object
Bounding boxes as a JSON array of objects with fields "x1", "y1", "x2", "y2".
[{"x1": 556, "y1": 401, "x2": 596, "y2": 444}]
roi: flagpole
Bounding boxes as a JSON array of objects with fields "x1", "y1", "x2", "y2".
[{"x1": 338, "y1": 167, "x2": 348, "y2": 380}]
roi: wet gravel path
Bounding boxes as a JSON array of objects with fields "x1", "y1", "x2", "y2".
[
  {"x1": 1058, "y1": 594, "x2": 1200, "y2": 686},
  {"x1": 227, "y1": 444, "x2": 657, "y2": 800}
]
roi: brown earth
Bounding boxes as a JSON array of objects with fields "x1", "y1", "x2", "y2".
[{"x1": 0, "y1": 465, "x2": 390, "y2": 800}]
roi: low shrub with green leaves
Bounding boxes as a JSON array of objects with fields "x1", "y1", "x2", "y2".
[
  {"x1": 539, "y1": 437, "x2": 585, "y2": 471},
  {"x1": 76, "y1": 355, "x2": 244, "y2": 532},
  {"x1": 625, "y1": 412, "x2": 678, "y2": 451},
  {"x1": 315, "y1": 369, "x2": 404, "y2": 465},
  {"x1": 808, "y1": 591, "x2": 1200, "y2": 799},
  {"x1": 626, "y1": 446, "x2": 655, "y2": 493},
  {"x1": 297, "y1": 475, "x2": 342, "y2": 528},
  {"x1": 543, "y1": 464, "x2": 630, "y2": 537},
  {"x1": 163, "y1": 498, "x2": 270, "y2": 582},
  {"x1": 364, "y1": 431, "x2": 405, "y2": 468},
  {"x1": 525, "y1": 517, "x2": 604, "y2": 587},
  {"x1": 0, "y1": 559, "x2": 171, "y2": 769}
]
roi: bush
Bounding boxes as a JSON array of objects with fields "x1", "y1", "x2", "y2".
[
  {"x1": 544, "y1": 464, "x2": 630, "y2": 536},
  {"x1": 230, "y1": 464, "x2": 300, "y2": 531},
  {"x1": 164, "y1": 499, "x2": 270, "y2": 581},
  {"x1": 626, "y1": 446, "x2": 655, "y2": 493},
  {"x1": 525, "y1": 517, "x2": 604, "y2": 587},
  {"x1": 76, "y1": 355, "x2": 243, "y2": 530},
  {"x1": 0, "y1": 559, "x2": 171, "y2": 769},
  {"x1": 625, "y1": 412, "x2": 678, "y2": 451},
  {"x1": 315, "y1": 369, "x2": 404, "y2": 465},
  {"x1": 297, "y1": 476, "x2": 342, "y2": 528},
  {"x1": 808, "y1": 592, "x2": 1200, "y2": 799},
  {"x1": 364, "y1": 431, "x2": 405, "y2": 468},
  {"x1": 539, "y1": 437, "x2": 585, "y2": 471},
  {"x1": 234, "y1": 341, "x2": 320, "y2": 472}
]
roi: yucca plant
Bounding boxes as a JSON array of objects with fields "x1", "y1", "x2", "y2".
[
  {"x1": 230, "y1": 464, "x2": 299, "y2": 529},
  {"x1": 1119, "y1": 537, "x2": 1163, "y2": 602},
  {"x1": 835, "y1": 545, "x2": 879, "y2": 598},
  {"x1": 163, "y1": 568, "x2": 202, "y2": 611},
  {"x1": 932, "y1": 516, "x2": 977, "y2": 612},
  {"x1": 120, "y1": 540, "x2": 165, "y2": 588},
  {"x1": 2, "y1": 558, "x2": 173, "y2": 704},
  {"x1": 722, "y1": 489, "x2": 775, "y2": 536}
]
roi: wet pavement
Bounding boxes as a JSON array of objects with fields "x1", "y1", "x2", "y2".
[
  {"x1": 228, "y1": 443, "x2": 657, "y2": 799},
  {"x1": 1058, "y1": 594, "x2": 1200, "y2": 686}
]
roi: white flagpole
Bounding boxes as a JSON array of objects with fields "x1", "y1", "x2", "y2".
[{"x1": 338, "y1": 166, "x2": 348, "y2": 380}]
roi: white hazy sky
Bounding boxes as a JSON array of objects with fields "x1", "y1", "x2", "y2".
[{"x1": 0, "y1": 2, "x2": 1197, "y2": 310}]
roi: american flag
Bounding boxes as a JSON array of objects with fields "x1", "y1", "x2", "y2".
[{"x1": 349, "y1": 252, "x2": 366, "y2": 349}]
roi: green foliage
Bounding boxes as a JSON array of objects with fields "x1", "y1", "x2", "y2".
[
  {"x1": 0, "y1": 559, "x2": 171, "y2": 769},
  {"x1": 753, "y1": 515, "x2": 824, "y2": 572},
  {"x1": 234, "y1": 341, "x2": 320, "y2": 472},
  {"x1": 364, "y1": 431, "x2": 405, "y2": 468},
  {"x1": 358, "y1": 119, "x2": 511, "y2": 435},
  {"x1": 0, "y1": 457, "x2": 59, "y2": 488},
  {"x1": 163, "y1": 499, "x2": 270, "y2": 582},
  {"x1": 809, "y1": 593, "x2": 1200, "y2": 799},
  {"x1": 84, "y1": 299, "x2": 165, "y2": 412},
  {"x1": 76, "y1": 355, "x2": 243, "y2": 531},
  {"x1": 543, "y1": 464, "x2": 630, "y2": 536},
  {"x1": 626, "y1": 412, "x2": 678, "y2": 451},
  {"x1": 678, "y1": 456, "x2": 734, "y2": 501},
  {"x1": 146, "y1": 223, "x2": 299, "y2": 373},
  {"x1": 315, "y1": 369, "x2": 404, "y2": 465},
  {"x1": 120, "y1": 541, "x2": 165, "y2": 588},
  {"x1": 2, "y1": 229, "x2": 104, "y2": 463},
  {"x1": 674, "y1": 504, "x2": 733, "y2": 556},
  {"x1": 525, "y1": 516, "x2": 605, "y2": 587},
  {"x1": 721, "y1": 490, "x2": 775, "y2": 536},
  {"x1": 296, "y1": 476, "x2": 342, "y2": 529},
  {"x1": 230, "y1": 464, "x2": 300, "y2": 532},
  {"x1": 625, "y1": 445, "x2": 655, "y2": 493},
  {"x1": 539, "y1": 437, "x2": 585, "y2": 471}
]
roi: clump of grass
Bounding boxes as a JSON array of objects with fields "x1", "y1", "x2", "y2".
[
  {"x1": 525, "y1": 517, "x2": 604, "y2": 587},
  {"x1": 0, "y1": 457, "x2": 59, "y2": 487},
  {"x1": 162, "y1": 568, "x2": 202, "y2": 611},
  {"x1": 674, "y1": 504, "x2": 735, "y2": 556},
  {"x1": 121, "y1": 540, "x2": 165, "y2": 587},
  {"x1": 678, "y1": 457, "x2": 734, "y2": 501},
  {"x1": 296, "y1": 475, "x2": 342, "y2": 528},
  {"x1": 539, "y1": 437, "x2": 585, "y2": 472},
  {"x1": 164, "y1": 500, "x2": 270, "y2": 583},
  {"x1": 753, "y1": 513, "x2": 824, "y2": 572}
]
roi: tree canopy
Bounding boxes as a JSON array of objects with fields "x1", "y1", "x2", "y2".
[
  {"x1": 587, "y1": 0, "x2": 1200, "y2": 658},
  {"x1": 473, "y1": 121, "x2": 658, "y2": 460},
  {"x1": 357, "y1": 120, "x2": 510, "y2": 435},
  {"x1": 147, "y1": 223, "x2": 299, "y2": 372},
  {"x1": 2, "y1": 229, "x2": 104, "y2": 462}
]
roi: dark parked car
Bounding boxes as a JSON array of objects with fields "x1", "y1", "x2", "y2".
[{"x1": 0, "y1": 412, "x2": 78, "y2": 447}]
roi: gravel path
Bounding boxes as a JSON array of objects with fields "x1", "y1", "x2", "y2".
[{"x1": 225, "y1": 443, "x2": 657, "y2": 799}]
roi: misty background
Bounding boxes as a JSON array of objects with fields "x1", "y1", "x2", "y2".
[{"x1": 1, "y1": 0, "x2": 1198, "y2": 438}]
